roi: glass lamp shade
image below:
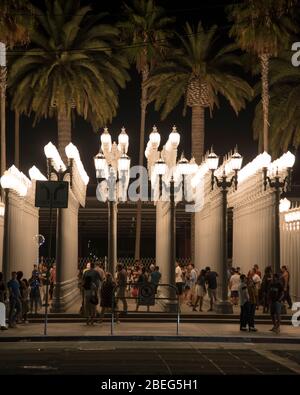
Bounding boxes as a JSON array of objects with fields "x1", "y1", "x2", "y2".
[
  {"x1": 65, "y1": 142, "x2": 80, "y2": 160},
  {"x1": 231, "y1": 151, "x2": 243, "y2": 171},
  {"x1": 118, "y1": 153, "x2": 131, "y2": 172},
  {"x1": 177, "y1": 154, "x2": 190, "y2": 175},
  {"x1": 283, "y1": 151, "x2": 295, "y2": 168},
  {"x1": 189, "y1": 157, "x2": 199, "y2": 174},
  {"x1": 44, "y1": 142, "x2": 66, "y2": 171},
  {"x1": 207, "y1": 151, "x2": 219, "y2": 170},
  {"x1": 29, "y1": 166, "x2": 47, "y2": 181},
  {"x1": 0, "y1": 172, "x2": 16, "y2": 189},
  {"x1": 169, "y1": 126, "x2": 180, "y2": 147},
  {"x1": 94, "y1": 152, "x2": 107, "y2": 172},
  {"x1": 154, "y1": 158, "x2": 167, "y2": 176},
  {"x1": 279, "y1": 198, "x2": 291, "y2": 213},
  {"x1": 149, "y1": 126, "x2": 161, "y2": 147},
  {"x1": 101, "y1": 127, "x2": 112, "y2": 148},
  {"x1": 118, "y1": 127, "x2": 129, "y2": 148}
]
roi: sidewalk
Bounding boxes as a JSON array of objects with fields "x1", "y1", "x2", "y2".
[{"x1": 1, "y1": 321, "x2": 300, "y2": 343}]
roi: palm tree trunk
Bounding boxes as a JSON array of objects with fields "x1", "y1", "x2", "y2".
[
  {"x1": 191, "y1": 105, "x2": 205, "y2": 163},
  {"x1": 0, "y1": 66, "x2": 6, "y2": 178},
  {"x1": 191, "y1": 105, "x2": 205, "y2": 264},
  {"x1": 134, "y1": 66, "x2": 149, "y2": 261},
  {"x1": 14, "y1": 110, "x2": 20, "y2": 168},
  {"x1": 57, "y1": 108, "x2": 71, "y2": 163},
  {"x1": 260, "y1": 53, "x2": 270, "y2": 153}
]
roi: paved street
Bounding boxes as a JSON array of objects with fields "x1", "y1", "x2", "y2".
[{"x1": 0, "y1": 341, "x2": 300, "y2": 375}]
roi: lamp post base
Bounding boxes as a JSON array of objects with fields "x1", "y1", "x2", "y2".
[{"x1": 214, "y1": 301, "x2": 233, "y2": 314}]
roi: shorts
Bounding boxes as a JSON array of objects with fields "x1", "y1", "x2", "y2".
[
  {"x1": 270, "y1": 301, "x2": 282, "y2": 315},
  {"x1": 195, "y1": 285, "x2": 205, "y2": 298},
  {"x1": 176, "y1": 282, "x2": 184, "y2": 295},
  {"x1": 231, "y1": 290, "x2": 239, "y2": 298},
  {"x1": 208, "y1": 288, "x2": 217, "y2": 300}
]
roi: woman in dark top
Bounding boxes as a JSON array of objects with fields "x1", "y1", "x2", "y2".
[
  {"x1": 261, "y1": 266, "x2": 273, "y2": 313},
  {"x1": 99, "y1": 273, "x2": 116, "y2": 322}
]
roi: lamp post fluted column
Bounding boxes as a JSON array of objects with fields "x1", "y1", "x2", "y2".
[{"x1": 207, "y1": 149, "x2": 243, "y2": 314}]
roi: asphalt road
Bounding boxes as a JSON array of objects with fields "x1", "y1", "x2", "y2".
[{"x1": 0, "y1": 342, "x2": 299, "y2": 375}]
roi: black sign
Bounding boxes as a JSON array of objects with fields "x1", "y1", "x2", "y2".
[
  {"x1": 35, "y1": 181, "x2": 69, "y2": 208},
  {"x1": 139, "y1": 284, "x2": 155, "y2": 306}
]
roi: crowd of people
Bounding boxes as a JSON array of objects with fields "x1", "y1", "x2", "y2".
[
  {"x1": 0, "y1": 262, "x2": 56, "y2": 329},
  {"x1": 0, "y1": 258, "x2": 293, "y2": 334},
  {"x1": 78, "y1": 261, "x2": 162, "y2": 325}
]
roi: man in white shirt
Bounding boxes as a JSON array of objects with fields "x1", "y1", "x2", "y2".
[
  {"x1": 175, "y1": 262, "x2": 184, "y2": 304},
  {"x1": 229, "y1": 269, "x2": 240, "y2": 305}
]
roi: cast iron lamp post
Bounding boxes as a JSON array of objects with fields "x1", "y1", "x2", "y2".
[
  {"x1": 262, "y1": 152, "x2": 295, "y2": 274},
  {"x1": 94, "y1": 128, "x2": 130, "y2": 275},
  {"x1": 207, "y1": 148, "x2": 243, "y2": 314}
]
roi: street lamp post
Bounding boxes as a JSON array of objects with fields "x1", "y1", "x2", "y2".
[
  {"x1": 150, "y1": 127, "x2": 196, "y2": 303},
  {"x1": 94, "y1": 128, "x2": 130, "y2": 275},
  {"x1": 262, "y1": 152, "x2": 295, "y2": 274},
  {"x1": 0, "y1": 166, "x2": 31, "y2": 283},
  {"x1": 207, "y1": 148, "x2": 243, "y2": 314}
]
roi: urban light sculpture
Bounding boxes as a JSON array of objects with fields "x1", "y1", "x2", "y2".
[
  {"x1": 147, "y1": 126, "x2": 197, "y2": 303},
  {"x1": 207, "y1": 148, "x2": 243, "y2": 314},
  {"x1": 94, "y1": 127, "x2": 131, "y2": 274},
  {"x1": 0, "y1": 42, "x2": 6, "y2": 178},
  {"x1": 262, "y1": 151, "x2": 295, "y2": 274},
  {"x1": 0, "y1": 166, "x2": 31, "y2": 282},
  {"x1": 43, "y1": 142, "x2": 88, "y2": 317}
]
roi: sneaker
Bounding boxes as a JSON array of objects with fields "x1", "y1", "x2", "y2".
[
  {"x1": 240, "y1": 327, "x2": 247, "y2": 331},
  {"x1": 0, "y1": 326, "x2": 8, "y2": 331},
  {"x1": 249, "y1": 327, "x2": 258, "y2": 332},
  {"x1": 192, "y1": 308, "x2": 197, "y2": 312}
]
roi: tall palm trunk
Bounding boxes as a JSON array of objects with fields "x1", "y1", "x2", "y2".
[
  {"x1": 14, "y1": 110, "x2": 20, "y2": 168},
  {"x1": 191, "y1": 105, "x2": 205, "y2": 163},
  {"x1": 57, "y1": 108, "x2": 71, "y2": 163},
  {"x1": 260, "y1": 53, "x2": 270, "y2": 153},
  {"x1": 191, "y1": 105, "x2": 205, "y2": 264},
  {"x1": 0, "y1": 66, "x2": 6, "y2": 179},
  {"x1": 134, "y1": 66, "x2": 149, "y2": 261}
]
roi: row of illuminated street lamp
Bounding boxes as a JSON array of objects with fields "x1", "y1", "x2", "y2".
[{"x1": 0, "y1": 123, "x2": 295, "y2": 312}]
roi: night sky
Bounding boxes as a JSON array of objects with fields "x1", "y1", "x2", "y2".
[{"x1": 5, "y1": 0, "x2": 300, "y2": 189}]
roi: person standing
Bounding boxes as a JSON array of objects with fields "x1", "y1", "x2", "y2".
[
  {"x1": 261, "y1": 266, "x2": 272, "y2": 313},
  {"x1": 150, "y1": 266, "x2": 161, "y2": 295},
  {"x1": 239, "y1": 274, "x2": 250, "y2": 331},
  {"x1": 0, "y1": 272, "x2": 8, "y2": 329},
  {"x1": 193, "y1": 269, "x2": 207, "y2": 312},
  {"x1": 205, "y1": 267, "x2": 218, "y2": 312},
  {"x1": 175, "y1": 262, "x2": 184, "y2": 305},
  {"x1": 281, "y1": 266, "x2": 292, "y2": 309},
  {"x1": 99, "y1": 273, "x2": 116, "y2": 322},
  {"x1": 7, "y1": 272, "x2": 22, "y2": 328},
  {"x1": 29, "y1": 272, "x2": 41, "y2": 314},
  {"x1": 268, "y1": 273, "x2": 284, "y2": 334},
  {"x1": 247, "y1": 276, "x2": 258, "y2": 331},
  {"x1": 82, "y1": 276, "x2": 97, "y2": 325},
  {"x1": 116, "y1": 263, "x2": 128, "y2": 313},
  {"x1": 229, "y1": 269, "x2": 240, "y2": 306}
]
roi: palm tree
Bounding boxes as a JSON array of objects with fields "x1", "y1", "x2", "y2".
[
  {"x1": 8, "y1": 0, "x2": 130, "y2": 160},
  {"x1": 228, "y1": 0, "x2": 298, "y2": 153},
  {"x1": 118, "y1": 0, "x2": 175, "y2": 261},
  {"x1": 253, "y1": 51, "x2": 300, "y2": 156},
  {"x1": 147, "y1": 22, "x2": 252, "y2": 164},
  {"x1": 0, "y1": 0, "x2": 31, "y2": 175}
]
